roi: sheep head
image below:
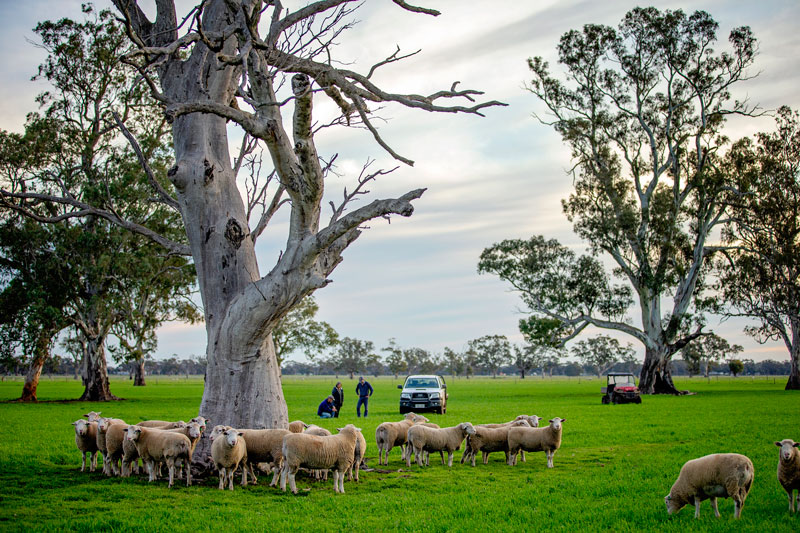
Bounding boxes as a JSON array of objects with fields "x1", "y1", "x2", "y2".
[
  {"x1": 72, "y1": 419, "x2": 90, "y2": 436},
  {"x1": 549, "y1": 418, "x2": 565, "y2": 431},
  {"x1": 83, "y1": 411, "x2": 101, "y2": 422},
  {"x1": 222, "y1": 429, "x2": 243, "y2": 447},
  {"x1": 775, "y1": 439, "x2": 800, "y2": 462}
]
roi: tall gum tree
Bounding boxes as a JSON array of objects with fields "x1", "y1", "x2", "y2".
[
  {"x1": 480, "y1": 8, "x2": 757, "y2": 394},
  {"x1": 39, "y1": 0, "x2": 507, "y2": 444}
]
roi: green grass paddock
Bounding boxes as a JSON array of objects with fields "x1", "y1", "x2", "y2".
[{"x1": 0, "y1": 375, "x2": 797, "y2": 532}]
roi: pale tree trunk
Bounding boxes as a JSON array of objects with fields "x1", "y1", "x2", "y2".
[
  {"x1": 786, "y1": 318, "x2": 800, "y2": 390},
  {"x1": 79, "y1": 331, "x2": 116, "y2": 401},
  {"x1": 133, "y1": 358, "x2": 146, "y2": 386},
  {"x1": 639, "y1": 345, "x2": 680, "y2": 395},
  {"x1": 20, "y1": 328, "x2": 53, "y2": 402}
]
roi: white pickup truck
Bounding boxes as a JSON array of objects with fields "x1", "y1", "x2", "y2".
[{"x1": 397, "y1": 374, "x2": 448, "y2": 414}]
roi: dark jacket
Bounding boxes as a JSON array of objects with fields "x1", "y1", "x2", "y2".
[
  {"x1": 317, "y1": 399, "x2": 336, "y2": 416},
  {"x1": 356, "y1": 381, "x2": 374, "y2": 398},
  {"x1": 331, "y1": 386, "x2": 344, "y2": 407}
]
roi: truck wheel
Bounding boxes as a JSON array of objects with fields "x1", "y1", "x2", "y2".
[
  {"x1": 634, "y1": 397, "x2": 642, "y2": 404},
  {"x1": 601, "y1": 396, "x2": 610, "y2": 405},
  {"x1": 611, "y1": 393, "x2": 619, "y2": 405}
]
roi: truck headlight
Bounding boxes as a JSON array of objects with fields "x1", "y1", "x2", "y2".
[
  {"x1": 429, "y1": 392, "x2": 439, "y2": 399},
  {"x1": 400, "y1": 393, "x2": 411, "y2": 399}
]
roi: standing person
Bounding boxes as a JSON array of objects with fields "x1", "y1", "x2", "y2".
[
  {"x1": 355, "y1": 376, "x2": 374, "y2": 418},
  {"x1": 317, "y1": 395, "x2": 337, "y2": 418},
  {"x1": 331, "y1": 382, "x2": 344, "y2": 418}
]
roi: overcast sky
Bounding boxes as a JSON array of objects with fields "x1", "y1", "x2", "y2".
[{"x1": 1, "y1": 1, "x2": 799, "y2": 363}]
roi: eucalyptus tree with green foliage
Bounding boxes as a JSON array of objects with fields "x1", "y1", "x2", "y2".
[
  {"x1": 382, "y1": 339, "x2": 408, "y2": 379},
  {"x1": 468, "y1": 335, "x2": 512, "y2": 378},
  {"x1": 330, "y1": 337, "x2": 379, "y2": 380},
  {"x1": 272, "y1": 296, "x2": 338, "y2": 367},
  {"x1": 679, "y1": 333, "x2": 742, "y2": 379},
  {"x1": 571, "y1": 335, "x2": 635, "y2": 378},
  {"x1": 0, "y1": 1, "x2": 503, "y2": 433},
  {"x1": 0, "y1": 7, "x2": 192, "y2": 400},
  {"x1": 443, "y1": 347, "x2": 465, "y2": 379},
  {"x1": 480, "y1": 7, "x2": 758, "y2": 394},
  {"x1": 712, "y1": 107, "x2": 800, "y2": 390},
  {"x1": 728, "y1": 359, "x2": 744, "y2": 377}
]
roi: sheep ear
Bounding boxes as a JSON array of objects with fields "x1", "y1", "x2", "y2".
[
  {"x1": 794, "y1": 443, "x2": 800, "y2": 448},
  {"x1": 303, "y1": 423, "x2": 310, "y2": 428},
  {"x1": 72, "y1": 421, "x2": 78, "y2": 425},
  {"x1": 238, "y1": 432, "x2": 244, "y2": 437},
  {"x1": 775, "y1": 441, "x2": 782, "y2": 447},
  {"x1": 561, "y1": 418, "x2": 566, "y2": 423}
]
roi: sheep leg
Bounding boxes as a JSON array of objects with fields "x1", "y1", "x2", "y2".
[
  {"x1": 733, "y1": 497, "x2": 743, "y2": 519},
  {"x1": 81, "y1": 452, "x2": 87, "y2": 472},
  {"x1": 186, "y1": 459, "x2": 192, "y2": 487},
  {"x1": 167, "y1": 460, "x2": 175, "y2": 489},
  {"x1": 471, "y1": 450, "x2": 477, "y2": 467},
  {"x1": 269, "y1": 460, "x2": 282, "y2": 487},
  {"x1": 218, "y1": 467, "x2": 225, "y2": 490},
  {"x1": 447, "y1": 451, "x2": 454, "y2": 467},
  {"x1": 279, "y1": 465, "x2": 287, "y2": 491},
  {"x1": 439, "y1": 451, "x2": 444, "y2": 465},
  {"x1": 406, "y1": 448, "x2": 412, "y2": 467},
  {"x1": 709, "y1": 497, "x2": 719, "y2": 518},
  {"x1": 355, "y1": 459, "x2": 361, "y2": 482},
  {"x1": 424, "y1": 451, "x2": 429, "y2": 466},
  {"x1": 415, "y1": 447, "x2": 424, "y2": 467},
  {"x1": 694, "y1": 497, "x2": 701, "y2": 519},
  {"x1": 332, "y1": 470, "x2": 340, "y2": 493},
  {"x1": 248, "y1": 463, "x2": 258, "y2": 485},
  {"x1": 546, "y1": 450, "x2": 554, "y2": 468},
  {"x1": 482, "y1": 451, "x2": 489, "y2": 465},
  {"x1": 148, "y1": 460, "x2": 158, "y2": 482},
  {"x1": 241, "y1": 462, "x2": 248, "y2": 487},
  {"x1": 288, "y1": 468, "x2": 298, "y2": 494},
  {"x1": 90, "y1": 451, "x2": 97, "y2": 472},
  {"x1": 339, "y1": 468, "x2": 345, "y2": 493},
  {"x1": 521, "y1": 451, "x2": 526, "y2": 462}
]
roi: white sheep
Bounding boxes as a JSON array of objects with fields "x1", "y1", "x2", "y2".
[
  {"x1": 121, "y1": 429, "x2": 140, "y2": 476},
  {"x1": 96, "y1": 417, "x2": 126, "y2": 476},
  {"x1": 304, "y1": 425, "x2": 333, "y2": 480},
  {"x1": 104, "y1": 422, "x2": 131, "y2": 476},
  {"x1": 507, "y1": 417, "x2": 565, "y2": 468},
  {"x1": 461, "y1": 418, "x2": 534, "y2": 465},
  {"x1": 211, "y1": 428, "x2": 248, "y2": 490},
  {"x1": 238, "y1": 428, "x2": 290, "y2": 487},
  {"x1": 126, "y1": 425, "x2": 193, "y2": 488},
  {"x1": 280, "y1": 424, "x2": 362, "y2": 494},
  {"x1": 288, "y1": 420, "x2": 309, "y2": 433},
  {"x1": 665, "y1": 453, "x2": 754, "y2": 519},
  {"x1": 83, "y1": 411, "x2": 102, "y2": 423},
  {"x1": 190, "y1": 416, "x2": 208, "y2": 431},
  {"x1": 348, "y1": 429, "x2": 368, "y2": 481},
  {"x1": 72, "y1": 419, "x2": 99, "y2": 472},
  {"x1": 375, "y1": 413, "x2": 428, "y2": 465},
  {"x1": 775, "y1": 439, "x2": 800, "y2": 512},
  {"x1": 406, "y1": 423, "x2": 476, "y2": 467},
  {"x1": 136, "y1": 420, "x2": 187, "y2": 429},
  {"x1": 463, "y1": 423, "x2": 529, "y2": 467}
]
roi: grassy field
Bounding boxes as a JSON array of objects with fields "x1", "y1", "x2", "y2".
[{"x1": 0, "y1": 375, "x2": 797, "y2": 532}]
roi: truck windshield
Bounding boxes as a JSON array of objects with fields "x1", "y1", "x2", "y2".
[{"x1": 405, "y1": 378, "x2": 438, "y2": 388}]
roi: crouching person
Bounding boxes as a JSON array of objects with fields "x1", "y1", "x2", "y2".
[{"x1": 318, "y1": 395, "x2": 337, "y2": 419}]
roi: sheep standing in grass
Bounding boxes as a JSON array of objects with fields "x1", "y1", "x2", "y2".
[
  {"x1": 775, "y1": 439, "x2": 800, "y2": 512},
  {"x1": 463, "y1": 424, "x2": 526, "y2": 467},
  {"x1": 137, "y1": 420, "x2": 187, "y2": 429},
  {"x1": 96, "y1": 417, "x2": 125, "y2": 476},
  {"x1": 665, "y1": 453, "x2": 754, "y2": 519},
  {"x1": 238, "y1": 428, "x2": 290, "y2": 487},
  {"x1": 121, "y1": 428, "x2": 140, "y2": 476},
  {"x1": 304, "y1": 425, "x2": 332, "y2": 480},
  {"x1": 462, "y1": 418, "x2": 535, "y2": 465},
  {"x1": 289, "y1": 420, "x2": 309, "y2": 433},
  {"x1": 280, "y1": 424, "x2": 362, "y2": 494},
  {"x1": 507, "y1": 417, "x2": 565, "y2": 468},
  {"x1": 348, "y1": 429, "x2": 368, "y2": 481},
  {"x1": 83, "y1": 411, "x2": 102, "y2": 423},
  {"x1": 211, "y1": 428, "x2": 248, "y2": 490},
  {"x1": 126, "y1": 425, "x2": 193, "y2": 488},
  {"x1": 104, "y1": 422, "x2": 131, "y2": 476},
  {"x1": 375, "y1": 413, "x2": 428, "y2": 465},
  {"x1": 407, "y1": 423, "x2": 476, "y2": 467},
  {"x1": 72, "y1": 419, "x2": 99, "y2": 472}
]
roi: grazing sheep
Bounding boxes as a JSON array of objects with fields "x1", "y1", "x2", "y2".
[
  {"x1": 461, "y1": 419, "x2": 534, "y2": 465},
  {"x1": 137, "y1": 420, "x2": 187, "y2": 429},
  {"x1": 96, "y1": 417, "x2": 126, "y2": 476},
  {"x1": 289, "y1": 420, "x2": 309, "y2": 433},
  {"x1": 104, "y1": 422, "x2": 132, "y2": 476},
  {"x1": 348, "y1": 429, "x2": 369, "y2": 481},
  {"x1": 665, "y1": 453, "x2": 754, "y2": 519},
  {"x1": 211, "y1": 428, "x2": 248, "y2": 491},
  {"x1": 162, "y1": 422, "x2": 204, "y2": 479},
  {"x1": 280, "y1": 424, "x2": 362, "y2": 494},
  {"x1": 507, "y1": 417, "x2": 564, "y2": 468},
  {"x1": 238, "y1": 428, "x2": 291, "y2": 487},
  {"x1": 126, "y1": 425, "x2": 193, "y2": 488},
  {"x1": 775, "y1": 439, "x2": 800, "y2": 512},
  {"x1": 72, "y1": 419, "x2": 99, "y2": 472},
  {"x1": 464, "y1": 424, "x2": 530, "y2": 467},
  {"x1": 407, "y1": 423, "x2": 476, "y2": 467},
  {"x1": 375, "y1": 413, "x2": 428, "y2": 465},
  {"x1": 121, "y1": 427, "x2": 140, "y2": 476}
]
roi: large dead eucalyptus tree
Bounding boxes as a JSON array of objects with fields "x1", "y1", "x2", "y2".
[{"x1": 95, "y1": 0, "x2": 504, "y2": 431}]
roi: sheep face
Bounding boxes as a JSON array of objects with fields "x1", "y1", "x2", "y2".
[
  {"x1": 223, "y1": 429, "x2": 243, "y2": 447},
  {"x1": 83, "y1": 411, "x2": 102, "y2": 422},
  {"x1": 190, "y1": 416, "x2": 207, "y2": 430},
  {"x1": 460, "y1": 423, "x2": 476, "y2": 436},
  {"x1": 775, "y1": 439, "x2": 800, "y2": 462},
  {"x1": 126, "y1": 426, "x2": 143, "y2": 442},
  {"x1": 209, "y1": 425, "x2": 230, "y2": 441},
  {"x1": 186, "y1": 423, "x2": 203, "y2": 440},
  {"x1": 97, "y1": 417, "x2": 113, "y2": 433},
  {"x1": 664, "y1": 494, "x2": 684, "y2": 514},
  {"x1": 549, "y1": 418, "x2": 565, "y2": 430},
  {"x1": 73, "y1": 419, "x2": 90, "y2": 436},
  {"x1": 529, "y1": 415, "x2": 542, "y2": 427}
]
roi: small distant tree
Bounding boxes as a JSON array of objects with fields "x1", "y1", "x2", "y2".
[
  {"x1": 444, "y1": 347, "x2": 465, "y2": 379},
  {"x1": 329, "y1": 337, "x2": 378, "y2": 379},
  {"x1": 680, "y1": 334, "x2": 742, "y2": 378},
  {"x1": 563, "y1": 362, "x2": 582, "y2": 377},
  {"x1": 728, "y1": 359, "x2": 745, "y2": 377},
  {"x1": 272, "y1": 296, "x2": 339, "y2": 367},
  {"x1": 571, "y1": 336, "x2": 635, "y2": 378},
  {"x1": 463, "y1": 348, "x2": 478, "y2": 379},
  {"x1": 383, "y1": 347, "x2": 408, "y2": 379},
  {"x1": 469, "y1": 335, "x2": 512, "y2": 378}
]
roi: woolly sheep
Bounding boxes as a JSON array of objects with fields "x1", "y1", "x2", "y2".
[
  {"x1": 96, "y1": 417, "x2": 126, "y2": 476},
  {"x1": 406, "y1": 422, "x2": 476, "y2": 468},
  {"x1": 280, "y1": 424, "x2": 362, "y2": 494},
  {"x1": 126, "y1": 425, "x2": 193, "y2": 488},
  {"x1": 238, "y1": 428, "x2": 291, "y2": 487},
  {"x1": 348, "y1": 429, "x2": 368, "y2": 481},
  {"x1": 775, "y1": 439, "x2": 800, "y2": 512},
  {"x1": 83, "y1": 411, "x2": 102, "y2": 423},
  {"x1": 507, "y1": 417, "x2": 565, "y2": 468},
  {"x1": 136, "y1": 420, "x2": 187, "y2": 429},
  {"x1": 289, "y1": 420, "x2": 309, "y2": 433},
  {"x1": 121, "y1": 429, "x2": 140, "y2": 476},
  {"x1": 190, "y1": 416, "x2": 208, "y2": 431},
  {"x1": 72, "y1": 419, "x2": 99, "y2": 472},
  {"x1": 409, "y1": 422, "x2": 442, "y2": 466},
  {"x1": 104, "y1": 421, "x2": 131, "y2": 476},
  {"x1": 463, "y1": 423, "x2": 529, "y2": 467},
  {"x1": 665, "y1": 453, "x2": 754, "y2": 519},
  {"x1": 211, "y1": 428, "x2": 248, "y2": 491},
  {"x1": 209, "y1": 424, "x2": 232, "y2": 441},
  {"x1": 304, "y1": 425, "x2": 333, "y2": 480},
  {"x1": 162, "y1": 422, "x2": 204, "y2": 479},
  {"x1": 375, "y1": 413, "x2": 428, "y2": 465},
  {"x1": 461, "y1": 418, "x2": 533, "y2": 465}
]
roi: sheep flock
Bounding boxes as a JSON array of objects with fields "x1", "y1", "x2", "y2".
[{"x1": 70, "y1": 409, "x2": 799, "y2": 518}]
